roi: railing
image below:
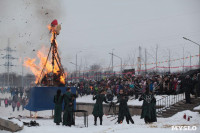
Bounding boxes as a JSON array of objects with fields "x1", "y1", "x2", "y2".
[{"x1": 156, "y1": 93, "x2": 185, "y2": 114}]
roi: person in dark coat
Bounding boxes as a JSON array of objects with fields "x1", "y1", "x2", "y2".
[
  {"x1": 4, "y1": 98, "x2": 8, "y2": 107},
  {"x1": 197, "y1": 73, "x2": 200, "y2": 97},
  {"x1": 139, "y1": 88, "x2": 157, "y2": 124},
  {"x1": 92, "y1": 89, "x2": 108, "y2": 125},
  {"x1": 116, "y1": 89, "x2": 134, "y2": 124},
  {"x1": 63, "y1": 88, "x2": 73, "y2": 126},
  {"x1": 183, "y1": 75, "x2": 193, "y2": 104},
  {"x1": 21, "y1": 98, "x2": 26, "y2": 110},
  {"x1": 53, "y1": 89, "x2": 63, "y2": 125},
  {"x1": 12, "y1": 101, "x2": 16, "y2": 112},
  {"x1": 17, "y1": 101, "x2": 20, "y2": 111}
]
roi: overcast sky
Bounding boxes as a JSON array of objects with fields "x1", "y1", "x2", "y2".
[{"x1": 0, "y1": 0, "x2": 200, "y2": 75}]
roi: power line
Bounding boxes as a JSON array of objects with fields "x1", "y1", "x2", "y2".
[{"x1": 1, "y1": 38, "x2": 17, "y2": 87}]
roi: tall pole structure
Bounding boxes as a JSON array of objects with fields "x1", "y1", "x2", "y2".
[
  {"x1": 156, "y1": 45, "x2": 158, "y2": 72},
  {"x1": 111, "y1": 49, "x2": 114, "y2": 72},
  {"x1": 190, "y1": 54, "x2": 192, "y2": 70},
  {"x1": 75, "y1": 51, "x2": 82, "y2": 82},
  {"x1": 137, "y1": 46, "x2": 142, "y2": 74},
  {"x1": 112, "y1": 51, "x2": 113, "y2": 72},
  {"x1": 183, "y1": 47, "x2": 185, "y2": 72},
  {"x1": 1, "y1": 38, "x2": 17, "y2": 87},
  {"x1": 169, "y1": 50, "x2": 170, "y2": 73},
  {"x1": 183, "y1": 37, "x2": 200, "y2": 68},
  {"x1": 22, "y1": 57, "x2": 24, "y2": 88},
  {"x1": 145, "y1": 48, "x2": 147, "y2": 74},
  {"x1": 76, "y1": 53, "x2": 77, "y2": 79},
  {"x1": 109, "y1": 53, "x2": 122, "y2": 75}
]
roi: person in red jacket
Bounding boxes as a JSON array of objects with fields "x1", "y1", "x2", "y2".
[
  {"x1": 4, "y1": 98, "x2": 8, "y2": 107},
  {"x1": 17, "y1": 101, "x2": 21, "y2": 111}
]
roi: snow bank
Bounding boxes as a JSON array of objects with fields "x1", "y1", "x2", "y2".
[
  {"x1": 155, "y1": 110, "x2": 200, "y2": 129},
  {"x1": 9, "y1": 118, "x2": 24, "y2": 127},
  {"x1": 194, "y1": 105, "x2": 200, "y2": 110}
]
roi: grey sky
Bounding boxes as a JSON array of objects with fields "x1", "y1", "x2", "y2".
[{"x1": 0, "y1": 0, "x2": 200, "y2": 75}]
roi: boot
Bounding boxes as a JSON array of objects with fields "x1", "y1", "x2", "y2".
[
  {"x1": 94, "y1": 117, "x2": 97, "y2": 125},
  {"x1": 100, "y1": 117, "x2": 102, "y2": 125},
  {"x1": 130, "y1": 118, "x2": 134, "y2": 124}
]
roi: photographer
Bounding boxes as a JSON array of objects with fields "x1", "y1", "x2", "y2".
[
  {"x1": 106, "y1": 87, "x2": 113, "y2": 102},
  {"x1": 116, "y1": 89, "x2": 134, "y2": 124}
]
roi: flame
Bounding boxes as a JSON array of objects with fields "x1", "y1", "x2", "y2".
[
  {"x1": 24, "y1": 47, "x2": 65, "y2": 84},
  {"x1": 24, "y1": 24, "x2": 66, "y2": 85}
]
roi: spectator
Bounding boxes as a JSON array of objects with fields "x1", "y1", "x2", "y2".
[
  {"x1": 106, "y1": 87, "x2": 113, "y2": 101},
  {"x1": 12, "y1": 101, "x2": 16, "y2": 112},
  {"x1": 183, "y1": 75, "x2": 193, "y2": 104},
  {"x1": 21, "y1": 98, "x2": 26, "y2": 110},
  {"x1": 17, "y1": 101, "x2": 20, "y2": 111},
  {"x1": 4, "y1": 98, "x2": 8, "y2": 107}
]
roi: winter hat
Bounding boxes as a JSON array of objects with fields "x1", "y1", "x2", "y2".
[{"x1": 51, "y1": 19, "x2": 58, "y2": 26}]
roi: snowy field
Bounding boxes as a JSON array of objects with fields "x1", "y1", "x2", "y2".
[{"x1": 0, "y1": 104, "x2": 200, "y2": 133}]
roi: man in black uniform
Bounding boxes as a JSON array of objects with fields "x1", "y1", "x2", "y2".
[
  {"x1": 183, "y1": 75, "x2": 193, "y2": 104},
  {"x1": 63, "y1": 88, "x2": 73, "y2": 126},
  {"x1": 116, "y1": 89, "x2": 134, "y2": 124},
  {"x1": 92, "y1": 89, "x2": 108, "y2": 125}
]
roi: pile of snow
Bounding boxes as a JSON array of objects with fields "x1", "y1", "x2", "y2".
[
  {"x1": 194, "y1": 105, "x2": 200, "y2": 111},
  {"x1": 156, "y1": 110, "x2": 200, "y2": 128},
  {"x1": 8, "y1": 118, "x2": 24, "y2": 127}
]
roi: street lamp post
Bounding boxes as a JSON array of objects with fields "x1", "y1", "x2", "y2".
[
  {"x1": 183, "y1": 37, "x2": 200, "y2": 68},
  {"x1": 75, "y1": 51, "x2": 82, "y2": 81},
  {"x1": 109, "y1": 53, "x2": 122, "y2": 75},
  {"x1": 70, "y1": 62, "x2": 79, "y2": 82}
]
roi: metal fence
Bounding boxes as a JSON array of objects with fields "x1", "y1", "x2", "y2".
[{"x1": 156, "y1": 93, "x2": 185, "y2": 114}]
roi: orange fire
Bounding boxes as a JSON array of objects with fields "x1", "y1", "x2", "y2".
[
  {"x1": 24, "y1": 47, "x2": 66, "y2": 84},
  {"x1": 24, "y1": 23, "x2": 65, "y2": 85}
]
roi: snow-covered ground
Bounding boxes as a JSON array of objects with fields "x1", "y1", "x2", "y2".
[
  {"x1": 0, "y1": 92, "x2": 11, "y2": 99},
  {"x1": 0, "y1": 104, "x2": 200, "y2": 133},
  {"x1": 1, "y1": 93, "x2": 199, "y2": 133},
  {"x1": 194, "y1": 105, "x2": 200, "y2": 111}
]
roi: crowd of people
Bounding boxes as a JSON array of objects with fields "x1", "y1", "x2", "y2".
[
  {"x1": 66, "y1": 72, "x2": 200, "y2": 100},
  {"x1": 0, "y1": 87, "x2": 28, "y2": 112}
]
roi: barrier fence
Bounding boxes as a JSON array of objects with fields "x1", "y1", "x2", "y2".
[{"x1": 156, "y1": 93, "x2": 185, "y2": 115}]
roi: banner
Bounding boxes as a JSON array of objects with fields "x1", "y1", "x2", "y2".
[{"x1": 25, "y1": 87, "x2": 76, "y2": 111}]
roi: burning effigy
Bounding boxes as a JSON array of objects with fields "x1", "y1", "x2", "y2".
[{"x1": 24, "y1": 19, "x2": 66, "y2": 87}]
